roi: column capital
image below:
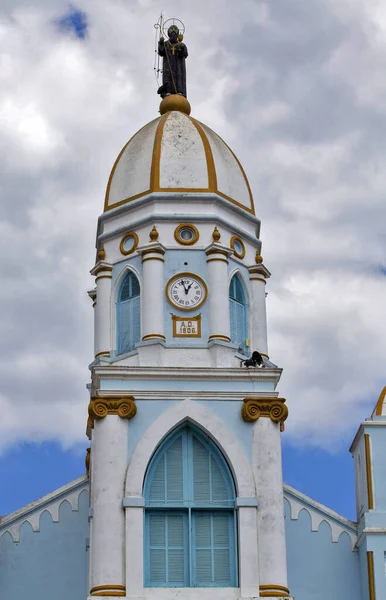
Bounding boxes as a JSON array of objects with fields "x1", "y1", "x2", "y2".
[
  {"x1": 205, "y1": 243, "x2": 232, "y2": 259},
  {"x1": 87, "y1": 395, "x2": 137, "y2": 429},
  {"x1": 248, "y1": 264, "x2": 271, "y2": 279},
  {"x1": 137, "y1": 242, "x2": 166, "y2": 262},
  {"x1": 90, "y1": 261, "x2": 113, "y2": 277},
  {"x1": 241, "y1": 397, "x2": 288, "y2": 430}
]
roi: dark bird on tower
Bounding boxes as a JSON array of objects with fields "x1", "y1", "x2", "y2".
[{"x1": 240, "y1": 351, "x2": 265, "y2": 368}]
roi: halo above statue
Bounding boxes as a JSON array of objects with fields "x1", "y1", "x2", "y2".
[{"x1": 162, "y1": 18, "x2": 185, "y2": 39}]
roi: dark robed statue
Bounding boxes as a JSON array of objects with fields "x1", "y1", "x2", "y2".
[{"x1": 157, "y1": 24, "x2": 188, "y2": 98}]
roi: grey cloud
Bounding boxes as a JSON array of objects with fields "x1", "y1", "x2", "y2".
[{"x1": 0, "y1": 0, "x2": 385, "y2": 452}]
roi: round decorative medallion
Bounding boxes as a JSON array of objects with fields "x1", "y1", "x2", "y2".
[
  {"x1": 174, "y1": 223, "x2": 199, "y2": 246},
  {"x1": 166, "y1": 272, "x2": 207, "y2": 311},
  {"x1": 230, "y1": 236, "x2": 246, "y2": 259},
  {"x1": 120, "y1": 232, "x2": 139, "y2": 256}
]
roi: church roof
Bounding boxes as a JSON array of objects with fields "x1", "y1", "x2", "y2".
[{"x1": 104, "y1": 110, "x2": 254, "y2": 215}]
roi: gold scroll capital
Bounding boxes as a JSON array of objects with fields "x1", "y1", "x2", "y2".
[
  {"x1": 87, "y1": 395, "x2": 137, "y2": 429},
  {"x1": 241, "y1": 397, "x2": 288, "y2": 431}
]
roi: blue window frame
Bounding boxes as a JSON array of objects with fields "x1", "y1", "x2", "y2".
[
  {"x1": 117, "y1": 271, "x2": 140, "y2": 354},
  {"x1": 229, "y1": 274, "x2": 248, "y2": 353},
  {"x1": 144, "y1": 426, "x2": 237, "y2": 587}
]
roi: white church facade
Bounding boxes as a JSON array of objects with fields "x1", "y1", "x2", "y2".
[{"x1": 1, "y1": 91, "x2": 385, "y2": 600}]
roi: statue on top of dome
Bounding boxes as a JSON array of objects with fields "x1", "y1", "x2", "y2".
[{"x1": 154, "y1": 18, "x2": 188, "y2": 99}]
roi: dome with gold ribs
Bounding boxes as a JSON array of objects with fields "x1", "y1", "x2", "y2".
[{"x1": 104, "y1": 110, "x2": 254, "y2": 214}]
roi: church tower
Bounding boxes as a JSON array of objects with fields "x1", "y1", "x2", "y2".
[{"x1": 86, "y1": 23, "x2": 290, "y2": 600}]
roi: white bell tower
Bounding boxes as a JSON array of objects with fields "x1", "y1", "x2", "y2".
[{"x1": 86, "y1": 91, "x2": 291, "y2": 600}]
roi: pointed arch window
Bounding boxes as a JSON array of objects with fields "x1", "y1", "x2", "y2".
[
  {"x1": 229, "y1": 274, "x2": 248, "y2": 353},
  {"x1": 117, "y1": 271, "x2": 140, "y2": 354},
  {"x1": 144, "y1": 425, "x2": 237, "y2": 588}
]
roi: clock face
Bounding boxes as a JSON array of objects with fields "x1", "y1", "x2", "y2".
[{"x1": 166, "y1": 273, "x2": 207, "y2": 311}]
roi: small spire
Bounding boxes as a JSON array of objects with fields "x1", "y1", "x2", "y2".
[
  {"x1": 150, "y1": 225, "x2": 159, "y2": 242},
  {"x1": 98, "y1": 246, "x2": 106, "y2": 261},
  {"x1": 255, "y1": 252, "x2": 263, "y2": 264},
  {"x1": 212, "y1": 227, "x2": 221, "y2": 243}
]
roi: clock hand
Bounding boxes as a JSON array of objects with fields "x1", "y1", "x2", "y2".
[{"x1": 180, "y1": 279, "x2": 189, "y2": 294}]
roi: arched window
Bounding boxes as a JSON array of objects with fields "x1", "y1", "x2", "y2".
[
  {"x1": 229, "y1": 274, "x2": 248, "y2": 353},
  {"x1": 117, "y1": 271, "x2": 140, "y2": 354},
  {"x1": 144, "y1": 425, "x2": 237, "y2": 588}
]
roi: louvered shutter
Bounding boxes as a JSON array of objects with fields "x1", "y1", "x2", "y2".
[
  {"x1": 118, "y1": 300, "x2": 131, "y2": 354},
  {"x1": 148, "y1": 512, "x2": 187, "y2": 586},
  {"x1": 166, "y1": 436, "x2": 183, "y2": 502},
  {"x1": 193, "y1": 512, "x2": 233, "y2": 586},
  {"x1": 229, "y1": 299, "x2": 238, "y2": 345},
  {"x1": 132, "y1": 295, "x2": 141, "y2": 348},
  {"x1": 149, "y1": 455, "x2": 166, "y2": 503},
  {"x1": 193, "y1": 437, "x2": 210, "y2": 504},
  {"x1": 149, "y1": 512, "x2": 166, "y2": 584},
  {"x1": 166, "y1": 513, "x2": 186, "y2": 585},
  {"x1": 193, "y1": 435, "x2": 229, "y2": 505},
  {"x1": 235, "y1": 301, "x2": 246, "y2": 349},
  {"x1": 211, "y1": 459, "x2": 228, "y2": 505}
]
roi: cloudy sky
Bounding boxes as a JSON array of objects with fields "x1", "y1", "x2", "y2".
[{"x1": 1, "y1": 0, "x2": 385, "y2": 519}]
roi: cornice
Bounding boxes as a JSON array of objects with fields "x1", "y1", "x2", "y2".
[
  {"x1": 91, "y1": 365, "x2": 282, "y2": 384},
  {"x1": 97, "y1": 208, "x2": 262, "y2": 250},
  {"x1": 349, "y1": 419, "x2": 386, "y2": 454}
]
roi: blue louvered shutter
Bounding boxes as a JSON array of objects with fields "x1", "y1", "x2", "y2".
[
  {"x1": 148, "y1": 512, "x2": 187, "y2": 586},
  {"x1": 193, "y1": 436, "x2": 229, "y2": 505},
  {"x1": 149, "y1": 436, "x2": 183, "y2": 505},
  {"x1": 193, "y1": 512, "x2": 234, "y2": 586},
  {"x1": 118, "y1": 300, "x2": 131, "y2": 354},
  {"x1": 132, "y1": 295, "x2": 141, "y2": 348},
  {"x1": 117, "y1": 272, "x2": 140, "y2": 354},
  {"x1": 235, "y1": 301, "x2": 246, "y2": 350},
  {"x1": 229, "y1": 299, "x2": 238, "y2": 345},
  {"x1": 166, "y1": 435, "x2": 184, "y2": 503}
]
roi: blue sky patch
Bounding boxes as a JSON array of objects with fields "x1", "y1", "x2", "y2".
[{"x1": 56, "y1": 6, "x2": 88, "y2": 39}]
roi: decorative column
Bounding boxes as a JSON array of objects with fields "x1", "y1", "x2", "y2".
[
  {"x1": 206, "y1": 234, "x2": 232, "y2": 343},
  {"x1": 139, "y1": 236, "x2": 166, "y2": 342},
  {"x1": 87, "y1": 395, "x2": 137, "y2": 598},
  {"x1": 242, "y1": 398, "x2": 291, "y2": 599},
  {"x1": 248, "y1": 256, "x2": 271, "y2": 357},
  {"x1": 90, "y1": 258, "x2": 113, "y2": 359}
]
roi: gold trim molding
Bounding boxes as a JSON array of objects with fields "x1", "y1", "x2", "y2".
[
  {"x1": 120, "y1": 231, "x2": 139, "y2": 256},
  {"x1": 142, "y1": 333, "x2": 166, "y2": 341},
  {"x1": 174, "y1": 223, "x2": 200, "y2": 246},
  {"x1": 367, "y1": 551, "x2": 375, "y2": 600},
  {"x1": 88, "y1": 396, "x2": 136, "y2": 429},
  {"x1": 364, "y1": 434, "x2": 374, "y2": 509},
  {"x1": 230, "y1": 235, "x2": 246, "y2": 259},
  {"x1": 208, "y1": 334, "x2": 231, "y2": 343},
  {"x1": 242, "y1": 398, "x2": 288, "y2": 430},
  {"x1": 90, "y1": 583, "x2": 126, "y2": 596},
  {"x1": 259, "y1": 583, "x2": 290, "y2": 597},
  {"x1": 375, "y1": 385, "x2": 386, "y2": 416}
]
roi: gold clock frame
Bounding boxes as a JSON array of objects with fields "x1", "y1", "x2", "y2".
[{"x1": 166, "y1": 272, "x2": 208, "y2": 311}]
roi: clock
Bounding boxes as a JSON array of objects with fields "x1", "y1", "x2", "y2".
[{"x1": 166, "y1": 272, "x2": 207, "y2": 311}]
